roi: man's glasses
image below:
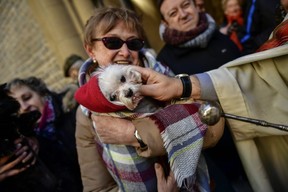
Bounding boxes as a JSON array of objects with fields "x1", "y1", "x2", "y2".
[{"x1": 91, "y1": 37, "x2": 144, "y2": 51}]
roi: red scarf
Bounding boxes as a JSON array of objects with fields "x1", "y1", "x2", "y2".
[
  {"x1": 226, "y1": 12, "x2": 244, "y2": 51},
  {"x1": 257, "y1": 19, "x2": 288, "y2": 52}
]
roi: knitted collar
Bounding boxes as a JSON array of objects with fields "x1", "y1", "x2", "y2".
[
  {"x1": 74, "y1": 75, "x2": 127, "y2": 113},
  {"x1": 160, "y1": 13, "x2": 216, "y2": 48}
]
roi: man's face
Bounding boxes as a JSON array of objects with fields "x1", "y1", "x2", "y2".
[
  {"x1": 281, "y1": 0, "x2": 288, "y2": 12},
  {"x1": 160, "y1": 0, "x2": 199, "y2": 32},
  {"x1": 224, "y1": 0, "x2": 242, "y2": 17}
]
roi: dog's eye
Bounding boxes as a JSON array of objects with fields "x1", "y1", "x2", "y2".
[
  {"x1": 110, "y1": 94, "x2": 116, "y2": 101},
  {"x1": 120, "y1": 75, "x2": 126, "y2": 83}
]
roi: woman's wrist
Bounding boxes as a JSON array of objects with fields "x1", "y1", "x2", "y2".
[
  {"x1": 134, "y1": 129, "x2": 147, "y2": 150},
  {"x1": 127, "y1": 123, "x2": 141, "y2": 147}
]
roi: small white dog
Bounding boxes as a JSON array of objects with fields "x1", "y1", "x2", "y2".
[{"x1": 95, "y1": 64, "x2": 161, "y2": 113}]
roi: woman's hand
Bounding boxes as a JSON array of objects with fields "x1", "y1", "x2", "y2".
[
  {"x1": 0, "y1": 152, "x2": 29, "y2": 181},
  {"x1": 0, "y1": 137, "x2": 38, "y2": 182},
  {"x1": 14, "y1": 137, "x2": 38, "y2": 166},
  {"x1": 91, "y1": 115, "x2": 138, "y2": 146},
  {"x1": 155, "y1": 163, "x2": 179, "y2": 192}
]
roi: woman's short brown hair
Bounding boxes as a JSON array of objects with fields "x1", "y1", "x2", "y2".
[{"x1": 84, "y1": 7, "x2": 145, "y2": 47}]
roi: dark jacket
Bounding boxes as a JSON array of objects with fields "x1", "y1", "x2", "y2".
[
  {"x1": 239, "y1": 0, "x2": 280, "y2": 54},
  {"x1": 36, "y1": 92, "x2": 82, "y2": 192},
  {"x1": 157, "y1": 31, "x2": 241, "y2": 74}
]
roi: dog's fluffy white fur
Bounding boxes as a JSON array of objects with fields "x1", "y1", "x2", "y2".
[{"x1": 95, "y1": 64, "x2": 160, "y2": 113}]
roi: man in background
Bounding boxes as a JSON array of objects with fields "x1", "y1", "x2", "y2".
[{"x1": 62, "y1": 54, "x2": 84, "y2": 113}]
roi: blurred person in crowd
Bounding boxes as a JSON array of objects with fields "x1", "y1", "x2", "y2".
[
  {"x1": 63, "y1": 54, "x2": 84, "y2": 83},
  {"x1": 62, "y1": 54, "x2": 84, "y2": 113},
  {"x1": 0, "y1": 137, "x2": 38, "y2": 182},
  {"x1": 156, "y1": 0, "x2": 248, "y2": 191},
  {"x1": 239, "y1": 0, "x2": 280, "y2": 54},
  {"x1": 194, "y1": 0, "x2": 205, "y2": 12},
  {"x1": 134, "y1": 11, "x2": 288, "y2": 191},
  {"x1": 6, "y1": 77, "x2": 83, "y2": 192},
  {"x1": 75, "y1": 7, "x2": 225, "y2": 192},
  {"x1": 282, "y1": 0, "x2": 288, "y2": 11},
  {"x1": 220, "y1": 0, "x2": 244, "y2": 51},
  {"x1": 276, "y1": 0, "x2": 288, "y2": 23},
  {"x1": 0, "y1": 82, "x2": 55, "y2": 192},
  {"x1": 157, "y1": 0, "x2": 241, "y2": 74},
  {"x1": 0, "y1": 151, "x2": 30, "y2": 182}
]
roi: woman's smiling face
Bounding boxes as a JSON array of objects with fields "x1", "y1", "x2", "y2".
[
  {"x1": 8, "y1": 85, "x2": 45, "y2": 123},
  {"x1": 86, "y1": 21, "x2": 141, "y2": 68}
]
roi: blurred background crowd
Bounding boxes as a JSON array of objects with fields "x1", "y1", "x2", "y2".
[{"x1": 0, "y1": 0, "x2": 287, "y2": 191}]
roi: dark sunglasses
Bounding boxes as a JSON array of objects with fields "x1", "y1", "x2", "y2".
[{"x1": 91, "y1": 37, "x2": 144, "y2": 51}]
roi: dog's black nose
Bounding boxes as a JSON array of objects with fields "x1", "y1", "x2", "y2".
[{"x1": 125, "y1": 88, "x2": 133, "y2": 98}]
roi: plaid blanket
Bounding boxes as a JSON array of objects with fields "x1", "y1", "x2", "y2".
[
  {"x1": 149, "y1": 104, "x2": 210, "y2": 191},
  {"x1": 91, "y1": 103, "x2": 210, "y2": 191}
]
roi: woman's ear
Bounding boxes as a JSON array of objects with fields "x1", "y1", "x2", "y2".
[{"x1": 84, "y1": 44, "x2": 94, "y2": 59}]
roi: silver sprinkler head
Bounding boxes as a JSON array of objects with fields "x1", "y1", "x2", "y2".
[{"x1": 198, "y1": 101, "x2": 222, "y2": 125}]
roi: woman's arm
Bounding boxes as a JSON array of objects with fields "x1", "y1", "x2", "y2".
[
  {"x1": 91, "y1": 115, "x2": 139, "y2": 147},
  {"x1": 92, "y1": 105, "x2": 224, "y2": 157},
  {"x1": 134, "y1": 66, "x2": 202, "y2": 101},
  {"x1": 75, "y1": 107, "x2": 118, "y2": 192}
]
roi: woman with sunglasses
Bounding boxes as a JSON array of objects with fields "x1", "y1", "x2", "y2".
[{"x1": 76, "y1": 7, "x2": 224, "y2": 192}]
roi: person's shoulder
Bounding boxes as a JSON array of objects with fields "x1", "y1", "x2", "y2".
[{"x1": 157, "y1": 44, "x2": 175, "y2": 57}]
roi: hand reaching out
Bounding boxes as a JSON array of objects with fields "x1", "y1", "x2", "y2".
[
  {"x1": 0, "y1": 137, "x2": 38, "y2": 182},
  {"x1": 133, "y1": 66, "x2": 183, "y2": 101},
  {"x1": 155, "y1": 163, "x2": 179, "y2": 192}
]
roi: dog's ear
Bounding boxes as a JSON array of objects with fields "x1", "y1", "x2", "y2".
[{"x1": 126, "y1": 67, "x2": 142, "y2": 84}]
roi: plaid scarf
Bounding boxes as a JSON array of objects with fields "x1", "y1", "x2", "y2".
[
  {"x1": 35, "y1": 97, "x2": 56, "y2": 139},
  {"x1": 94, "y1": 103, "x2": 209, "y2": 192}
]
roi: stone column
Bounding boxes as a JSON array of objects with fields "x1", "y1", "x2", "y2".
[{"x1": 27, "y1": 0, "x2": 87, "y2": 66}]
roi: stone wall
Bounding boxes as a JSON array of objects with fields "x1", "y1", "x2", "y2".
[{"x1": 0, "y1": 0, "x2": 69, "y2": 91}]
